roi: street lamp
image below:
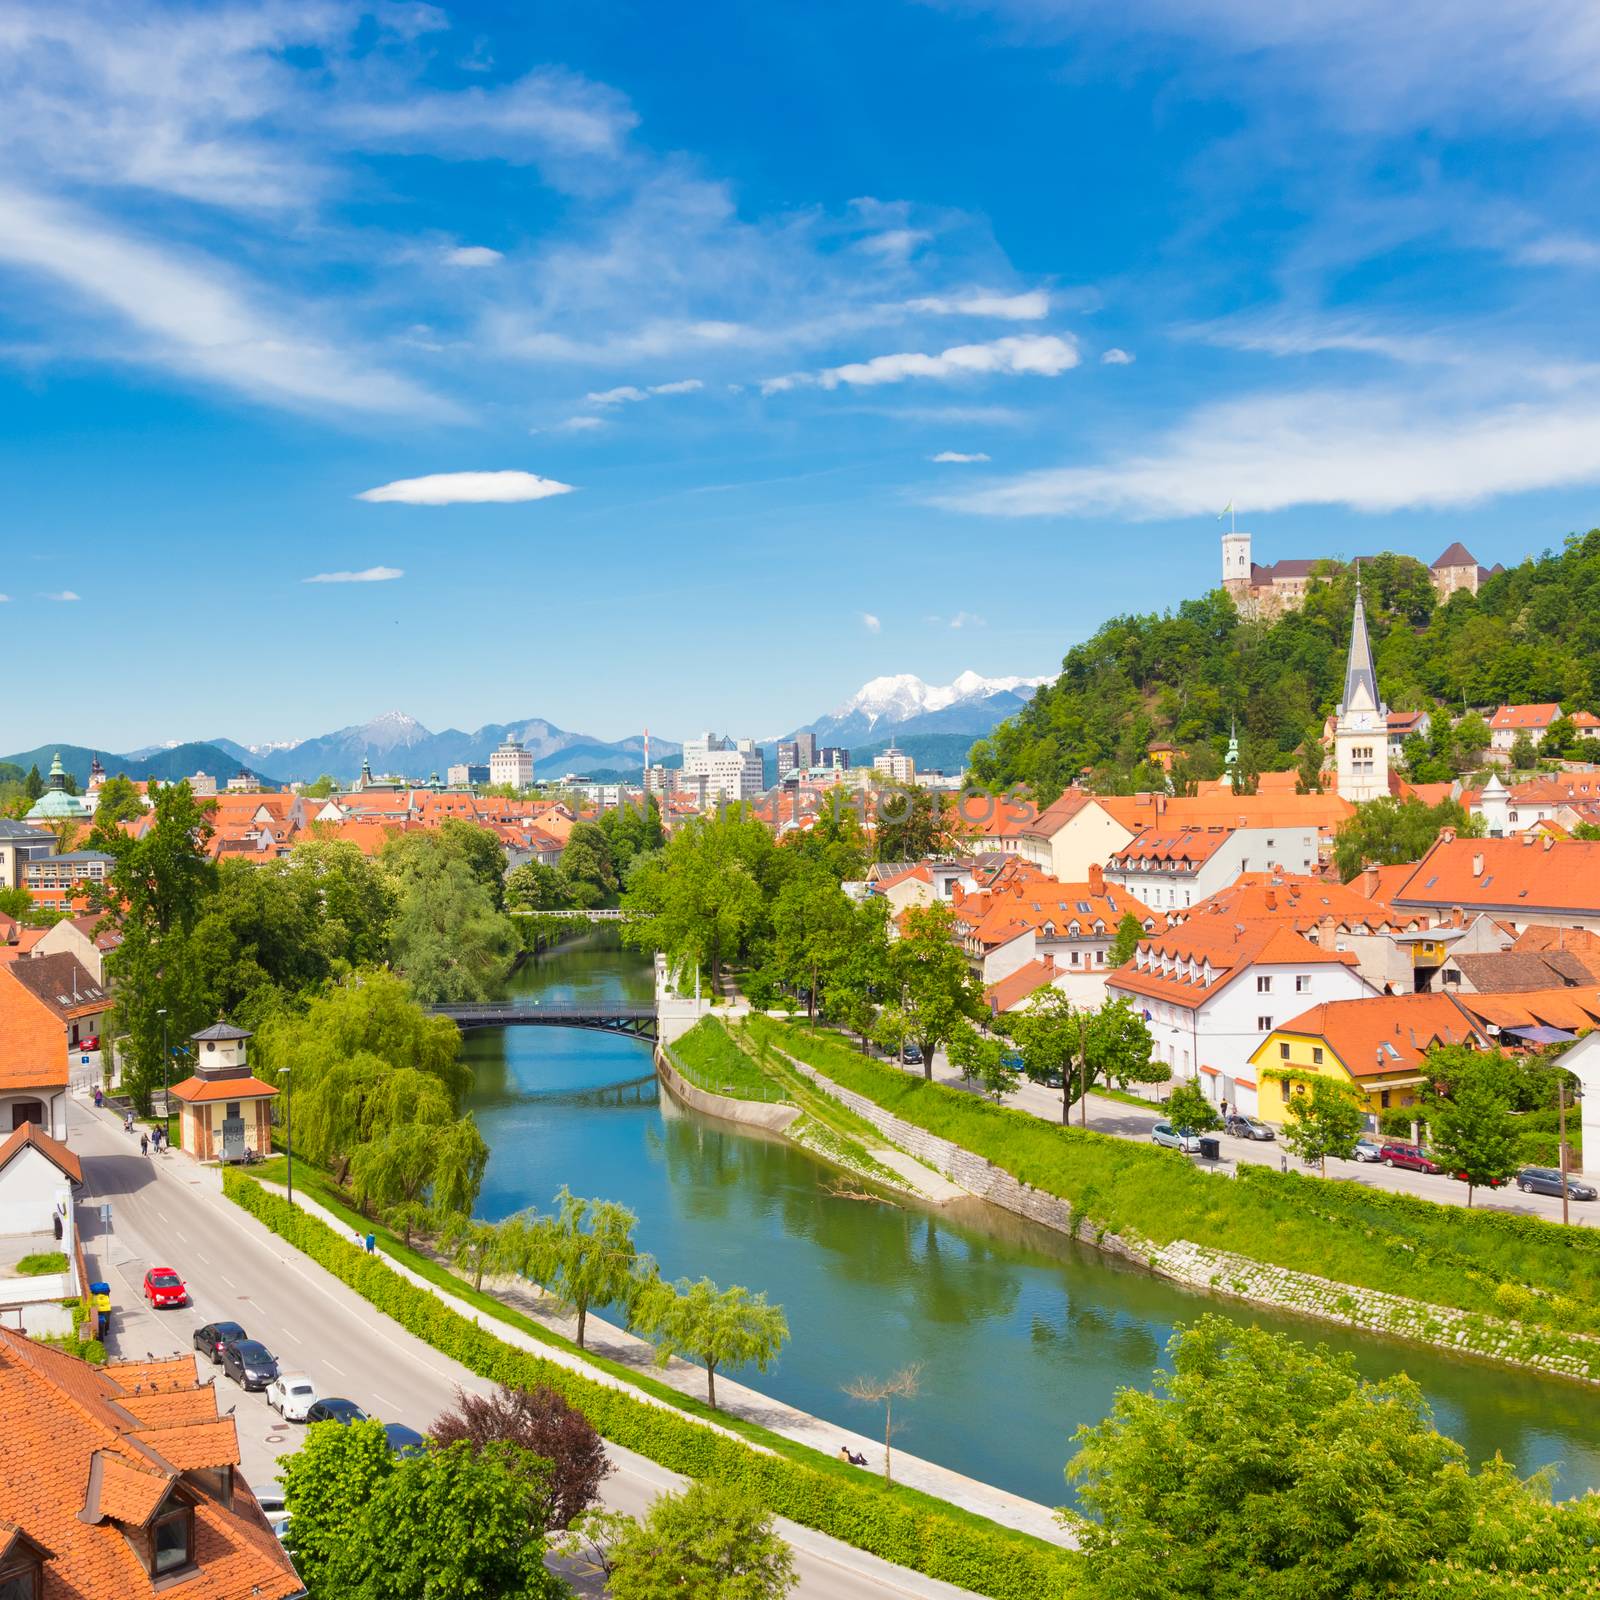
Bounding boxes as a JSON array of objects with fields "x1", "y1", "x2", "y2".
[
  {"x1": 156, "y1": 1008, "x2": 168, "y2": 1132},
  {"x1": 282, "y1": 1067, "x2": 293, "y2": 1208}
]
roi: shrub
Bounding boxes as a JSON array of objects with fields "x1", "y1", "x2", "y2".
[
  {"x1": 223, "y1": 1171, "x2": 1076, "y2": 1600},
  {"x1": 1379, "y1": 1108, "x2": 1419, "y2": 1139}
]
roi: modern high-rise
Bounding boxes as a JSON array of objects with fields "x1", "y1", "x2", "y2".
[
  {"x1": 873, "y1": 743, "x2": 915, "y2": 784},
  {"x1": 817, "y1": 745, "x2": 850, "y2": 771},
  {"x1": 681, "y1": 732, "x2": 765, "y2": 802},
  {"x1": 447, "y1": 763, "x2": 490, "y2": 788},
  {"x1": 489, "y1": 738, "x2": 534, "y2": 790}
]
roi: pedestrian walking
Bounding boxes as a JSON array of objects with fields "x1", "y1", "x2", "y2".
[{"x1": 140, "y1": 1133, "x2": 149, "y2": 1156}]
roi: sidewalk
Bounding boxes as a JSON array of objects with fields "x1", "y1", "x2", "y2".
[{"x1": 261, "y1": 1180, "x2": 1069, "y2": 1547}]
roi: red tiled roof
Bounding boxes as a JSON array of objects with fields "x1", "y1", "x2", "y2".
[
  {"x1": 0, "y1": 1122, "x2": 82, "y2": 1185},
  {"x1": 168, "y1": 1075, "x2": 278, "y2": 1104},
  {"x1": 1390, "y1": 836, "x2": 1600, "y2": 916},
  {"x1": 1489, "y1": 702, "x2": 1561, "y2": 731},
  {"x1": 1109, "y1": 920, "x2": 1360, "y2": 1013},
  {"x1": 984, "y1": 957, "x2": 1061, "y2": 1013},
  {"x1": 1171, "y1": 871, "x2": 1426, "y2": 933}
]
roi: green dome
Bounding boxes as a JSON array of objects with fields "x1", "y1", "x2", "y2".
[{"x1": 26, "y1": 788, "x2": 90, "y2": 821}]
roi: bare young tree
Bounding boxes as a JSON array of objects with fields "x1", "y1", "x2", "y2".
[{"x1": 844, "y1": 1363, "x2": 922, "y2": 1484}]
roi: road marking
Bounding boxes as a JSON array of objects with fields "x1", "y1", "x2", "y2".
[
  {"x1": 220, "y1": 1275, "x2": 238, "y2": 1288},
  {"x1": 371, "y1": 1391, "x2": 396, "y2": 1409},
  {"x1": 323, "y1": 1361, "x2": 346, "y2": 1377},
  {"x1": 280, "y1": 1329, "x2": 302, "y2": 1344}
]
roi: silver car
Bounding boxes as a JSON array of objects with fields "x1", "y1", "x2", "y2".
[
  {"x1": 1352, "y1": 1137, "x2": 1384, "y2": 1163},
  {"x1": 1151, "y1": 1120, "x2": 1202, "y2": 1154}
]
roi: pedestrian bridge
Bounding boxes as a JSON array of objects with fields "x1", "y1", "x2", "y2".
[
  {"x1": 427, "y1": 1000, "x2": 658, "y2": 1040},
  {"x1": 509, "y1": 908, "x2": 630, "y2": 921}
]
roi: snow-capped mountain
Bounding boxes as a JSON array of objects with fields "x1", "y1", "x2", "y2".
[{"x1": 789, "y1": 670, "x2": 1051, "y2": 744}]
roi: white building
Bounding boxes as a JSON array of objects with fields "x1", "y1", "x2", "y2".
[
  {"x1": 1333, "y1": 572, "x2": 1389, "y2": 802},
  {"x1": 681, "y1": 732, "x2": 765, "y2": 803},
  {"x1": 873, "y1": 744, "x2": 916, "y2": 784},
  {"x1": 1105, "y1": 824, "x2": 1318, "y2": 913},
  {"x1": 489, "y1": 738, "x2": 535, "y2": 791},
  {"x1": 189, "y1": 770, "x2": 218, "y2": 797}
]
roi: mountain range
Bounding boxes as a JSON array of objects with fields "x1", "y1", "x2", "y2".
[{"x1": 12, "y1": 670, "x2": 1047, "y2": 789}]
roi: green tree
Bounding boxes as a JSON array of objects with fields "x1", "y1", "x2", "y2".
[
  {"x1": 349, "y1": 1121, "x2": 438, "y2": 1214},
  {"x1": 1009, "y1": 990, "x2": 1164, "y2": 1125},
  {"x1": 632, "y1": 1275, "x2": 789, "y2": 1410},
  {"x1": 1066, "y1": 1316, "x2": 1481, "y2": 1600},
  {"x1": 1162, "y1": 1080, "x2": 1221, "y2": 1134},
  {"x1": 431, "y1": 1113, "x2": 491, "y2": 1216},
  {"x1": 1277, "y1": 1074, "x2": 1365, "y2": 1175},
  {"x1": 1333, "y1": 796, "x2": 1480, "y2": 881},
  {"x1": 387, "y1": 850, "x2": 517, "y2": 1002},
  {"x1": 1106, "y1": 912, "x2": 1144, "y2": 968},
  {"x1": 606, "y1": 1480, "x2": 796, "y2": 1600},
  {"x1": 557, "y1": 820, "x2": 620, "y2": 907},
  {"x1": 1426, "y1": 1053, "x2": 1521, "y2": 1205},
  {"x1": 873, "y1": 784, "x2": 955, "y2": 862},
  {"x1": 22, "y1": 764, "x2": 43, "y2": 801},
  {"x1": 443, "y1": 1215, "x2": 511, "y2": 1291},
  {"x1": 946, "y1": 1024, "x2": 1016, "y2": 1099},
  {"x1": 1452, "y1": 710, "x2": 1491, "y2": 769},
  {"x1": 517, "y1": 1188, "x2": 639, "y2": 1348},
  {"x1": 505, "y1": 860, "x2": 568, "y2": 911},
  {"x1": 284, "y1": 1420, "x2": 563, "y2": 1600},
  {"x1": 86, "y1": 774, "x2": 145, "y2": 835},
  {"x1": 289, "y1": 838, "x2": 397, "y2": 968},
  {"x1": 771, "y1": 865, "x2": 858, "y2": 1020},
  {"x1": 885, "y1": 901, "x2": 982, "y2": 1081},
  {"x1": 1509, "y1": 731, "x2": 1538, "y2": 770},
  {"x1": 301, "y1": 773, "x2": 339, "y2": 797}
]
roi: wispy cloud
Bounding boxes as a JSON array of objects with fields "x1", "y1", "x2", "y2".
[
  {"x1": 907, "y1": 290, "x2": 1049, "y2": 320},
  {"x1": 443, "y1": 245, "x2": 504, "y2": 267},
  {"x1": 931, "y1": 384, "x2": 1600, "y2": 519},
  {"x1": 586, "y1": 379, "x2": 704, "y2": 405},
  {"x1": 1101, "y1": 347, "x2": 1135, "y2": 365},
  {"x1": 764, "y1": 334, "x2": 1078, "y2": 394},
  {"x1": 544, "y1": 415, "x2": 607, "y2": 433},
  {"x1": 949, "y1": 611, "x2": 985, "y2": 628},
  {"x1": 303, "y1": 567, "x2": 404, "y2": 584},
  {"x1": 931, "y1": 451, "x2": 991, "y2": 463},
  {"x1": 42, "y1": 590, "x2": 80, "y2": 601},
  {"x1": 861, "y1": 612, "x2": 882, "y2": 633},
  {"x1": 357, "y1": 471, "x2": 575, "y2": 506},
  {"x1": 1514, "y1": 234, "x2": 1600, "y2": 269}
]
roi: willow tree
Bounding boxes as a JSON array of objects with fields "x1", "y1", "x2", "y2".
[{"x1": 632, "y1": 1276, "x2": 789, "y2": 1411}]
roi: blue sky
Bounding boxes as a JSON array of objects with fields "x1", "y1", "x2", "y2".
[{"x1": 3, "y1": 0, "x2": 1599, "y2": 752}]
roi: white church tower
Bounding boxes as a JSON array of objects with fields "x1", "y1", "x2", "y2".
[
  {"x1": 1221, "y1": 526, "x2": 1252, "y2": 603},
  {"x1": 1333, "y1": 567, "x2": 1389, "y2": 802}
]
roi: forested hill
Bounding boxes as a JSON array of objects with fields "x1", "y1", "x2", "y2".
[{"x1": 969, "y1": 528, "x2": 1600, "y2": 805}]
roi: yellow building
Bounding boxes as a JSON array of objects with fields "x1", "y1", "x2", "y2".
[{"x1": 1248, "y1": 994, "x2": 1486, "y2": 1128}]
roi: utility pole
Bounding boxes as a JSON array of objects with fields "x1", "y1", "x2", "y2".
[
  {"x1": 157, "y1": 1008, "x2": 168, "y2": 1131},
  {"x1": 1559, "y1": 1078, "x2": 1570, "y2": 1228},
  {"x1": 283, "y1": 1067, "x2": 294, "y2": 1209}
]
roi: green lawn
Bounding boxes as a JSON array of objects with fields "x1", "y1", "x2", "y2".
[
  {"x1": 668, "y1": 1016, "x2": 791, "y2": 1102},
  {"x1": 15, "y1": 1252, "x2": 67, "y2": 1276},
  {"x1": 748, "y1": 1015, "x2": 1600, "y2": 1341}
]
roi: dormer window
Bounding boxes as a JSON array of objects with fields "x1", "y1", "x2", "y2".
[{"x1": 152, "y1": 1503, "x2": 194, "y2": 1577}]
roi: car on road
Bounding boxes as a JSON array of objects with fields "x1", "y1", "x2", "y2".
[
  {"x1": 1225, "y1": 1114, "x2": 1275, "y2": 1141},
  {"x1": 1151, "y1": 1121, "x2": 1202, "y2": 1154},
  {"x1": 221, "y1": 1339, "x2": 279, "y2": 1391},
  {"x1": 142, "y1": 1267, "x2": 188, "y2": 1309},
  {"x1": 382, "y1": 1423, "x2": 430, "y2": 1457},
  {"x1": 305, "y1": 1398, "x2": 368, "y2": 1427},
  {"x1": 901, "y1": 1043, "x2": 923, "y2": 1066},
  {"x1": 267, "y1": 1373, "x2": 320, "y2": 1421},
  {"x1": 1352, "y1": 1137, "x2": 1384, "y2": 1163},
  {"x1": 1379, "y1": 1143, "x2": 1442, "y2": 1174},
  {"x1": 1516, "y1": 1167, "x2": 1598, "y2": 1201},
  {"x1": 253, "y1": 1486, "x2": 291, "y2": 1545},
  {"x1": 72, "y1": 1034, "x2": 100, "y2": 1053},
  {"x1": 194, "y1": 1321, "x2": 248, "y2": 1363}
]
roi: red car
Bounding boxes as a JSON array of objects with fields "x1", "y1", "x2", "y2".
[
  {"x1": 75, "y1": 1034, "x2": 100, "y2": 1053},
  {"x1": 143, "y1": 1267, "x2": 188, "y2": 1309},
  {"x1": 1379, "y1": 1143, "x2": 1442, "y2": 1175}
]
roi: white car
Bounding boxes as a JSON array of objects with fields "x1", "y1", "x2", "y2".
[
  {"x1": 266, "y1": 1373, "x2": 319, "y2": 1422},
  {"x1": 252, "y1": 1486, "x2": 290, "y2": 1545}
]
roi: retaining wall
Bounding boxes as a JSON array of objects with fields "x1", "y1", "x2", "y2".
[{"x1": 655, "y1": 1046, "x2": 803, "y2": 1135}]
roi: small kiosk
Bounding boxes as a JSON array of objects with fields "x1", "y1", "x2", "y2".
[{"x1": 169, "y1": 1022, "x2": 278, "y2": 1163}]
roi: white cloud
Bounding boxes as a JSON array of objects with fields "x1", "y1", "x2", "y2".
[
  {"x1": 303, "y1": 567, "x2": 404, "y2": 584},
  {"x1": 0, "y1": 593, "x2": 9, "y2": 601},
  {"x1": 1101, "y1": 347, "x2": 1135, "y2": 365},
  {"x1": 931, "y1": 385, "x2": 1600, "y2": 519},
  {"x1": 1515, "y1": 235, "x2": 1600, "y2": 268},
  {"x1": 0, "y1": 185, "x2": 450, "y2": 417},
  {"x1": 443, "y1": 245, "x2": 504, "y2": 268},
  {"x1": 649, "y1": 378, "x2": 704, "y2": 396},
  {"x1": 553, "y1": 415, "x2": 606, "y2": 432},
  {"x1": 43, "y1": 590, "x2": 80, "y2": 601},
  {"x1": 587, "y1": 385, "x2": 648, "y2": 405},
  {"x1": 358, "y1": 471, "x2": 575, "y2": 505},
  {"x1": 949, "y1": 611, "x2": 986, "y2": 628},
  {"x1": 861, "y1": 612, "x2": 882, "y2": 633},
  {"x1": 931, "y1": 451, "x2": 992, "y2": 463},
  {"x1": 907, "y1": 290, "x2": 1050, "y2": 320},
  {"x1": 765, "y1": 334, "x2": 1079, "y2": 395}
]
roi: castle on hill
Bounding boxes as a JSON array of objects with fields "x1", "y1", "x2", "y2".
[{"x1": 1221, "y1": 530, "x2": 1503, "y2": 619}]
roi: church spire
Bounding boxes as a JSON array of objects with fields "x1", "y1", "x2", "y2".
[{"x1": 1339, "y1": 562, "x2": 1381, "y2": 716}]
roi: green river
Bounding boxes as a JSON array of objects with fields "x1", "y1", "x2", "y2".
[{"x1": 460, "y1": 934, "x2": 1600, "y2": 1510}]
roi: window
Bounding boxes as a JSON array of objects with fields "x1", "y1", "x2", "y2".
[
  {"x1": 225, "y1": 1102, "x2": 241, "y2": 1120},
  {"x1": 0, "y1": 1564, "x2": 39, "y2": 1600},
  {"x1": 1295, "y1": 974, "x2": 1311, "y2": 993},
  {"x1": 153, "y1": 1506, "x2": 194, "y2": 1576},
  {"x1": 1257, "y1": 1017, "x2": 1273, "y2": 1032},
  {"x1": 1281, "y1": 1078, "x2": 1292, "y2": 1102},
  {"x1": 1256, "y1": 976, "x2": 1272, "y2": 993},
  {"x1": 1279, "y1": 1042, "x2": 1290, "y2": 1060},
  {"x1": 1070, "y1": 950, "x2": 1080, "y2": 966},
  {"x1": 1312, "y1": 1047, "x2": 1323, "y2": 1065},
  {"x1": 1095, "y1": 949, "x2": 1105, "y2": 965},
  {"x1": 1380, "y1": 1089, "x2": 1391, "y2": 1109}
]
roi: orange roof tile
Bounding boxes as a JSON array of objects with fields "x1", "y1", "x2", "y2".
[
  {"x1": 1171, "y1": 871, "x2": 1427, "y2": 932},
  {"x1": 0, "y1": 1122, "x2": 82, "y2": 1185},
  {"x1": 1489, "y1": 702, "x2": 1561, "y2": 731},
  {"x1": 1258, "y1": 993, "x2": 1486, "y2": 1079},
  {"x1": 983, "y1": 957, "x2": 1061, "y2": 1013},
  {"x1": 1390, "y1": 836, "x2": 1600, "y2": 917},
  {"x1": 1109, "y1": 920, "x2": 1360, "y2": 1013},
  {"x1": 168, "y1": 1075, "x2": 278, "y2": 1105}
]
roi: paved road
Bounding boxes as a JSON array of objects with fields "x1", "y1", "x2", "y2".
[
  {"x1": 901, "y1": 1047, "x2": 1598, "y2": 1227},
  {"x1": 69, "y1": 1099, "x2": 980, "y2": 1600}
]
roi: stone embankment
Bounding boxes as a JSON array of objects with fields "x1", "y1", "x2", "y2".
[{"x1": 779, "y1": 1050, "x2": 1600, "y2": 1386}]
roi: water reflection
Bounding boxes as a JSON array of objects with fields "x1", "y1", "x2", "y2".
[{"x1": 460, "y1": 935, "x2": 1600, "y2": 1507}]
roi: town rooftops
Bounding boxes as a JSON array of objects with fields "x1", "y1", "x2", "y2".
[
  {"x1": 0, "y1": 1328, "x2": 302, "y2": 1600},
  {"x1": 1110, "y1": 827, "x2": 1236, "y2": 869},
  {"x1": 168, "y1": 1075, "x2": 278, "y2": 1104},
  {"x1": 0, "y1": 818, "x2": 49, "y2": 841},
  {"x1": 1489, "y1": 702, "x2": 1562, "y2": 731},
  {"x1": 1431, "y1": 541, "x2": 1478, "y2": 569},
  {"x1": 984, "y1": 957, "x2": 1061, "y2": 1013},
  {"x1": 1261, "y1": 992, "x2": 1485, "y2": 1079},
  {"x1": 1390, "y1": 836, "x2": 1600, "y2": 916},
  {"x1": 1109, "y1": 920, "x2": 1361, "y2": 1012},
  {"x1": 1450, "y1": 950, "x2": 1598, "y2": 992},
  {"x1": 0, "y1": 1121, "x2": 82, "y2": 1186},
  {"x1": 1171, "y1": 871, "x2": 1426, "y2": 933},
  {"x1": 1453, "y1": 987, "x2": 1600, "y2": 1037},
  {"x1": 3, "y1": 954, "x2": 109, "y2": 1017}
]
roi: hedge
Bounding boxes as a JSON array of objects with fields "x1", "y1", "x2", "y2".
[{"x1": 224, "y1": 1171, "x2": 1080, "y2": 1599}]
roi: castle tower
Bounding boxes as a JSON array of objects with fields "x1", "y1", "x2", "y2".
[
  {"x1": 1221, "y1": 527, "x2": 1252, "y2": 604},
  {"x1": 1333, "y1": 568, "x2": 1389, "y2": 803}
]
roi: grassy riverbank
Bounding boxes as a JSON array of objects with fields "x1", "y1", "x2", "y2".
[
  {"x1": 669, "y1": 1016, "x2": 791, "y2": 1102},
  {"x1": 744, "y1": 1016, "x2": 1600, "y2": 1341},
  {"x1": 235, "y1": 1159, "x2": 1078, "y2": 1597}
]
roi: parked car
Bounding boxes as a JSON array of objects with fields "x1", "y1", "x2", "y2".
[
  {"x1": 901, "y1": 1043, "x2": 923, "y2": 1066},
  {"x1": 194, "y1": 1321, "x2": 248, "y2": 1363},
  {"x1": 1151, "y1": 1121, "x2": 1202, "y2": 1154},
  {"x1": 72, "y1": 1034, "x2": 100, "y2": 1053},
  {"x1": 267, "y1": 1373, "x2": 320, "y2": 1421},
  {"x1": 1351, "y1": 1138, "x2": 1384, "y2": 1163},
  {"x1": 1379, "y1": 1143, "x2": 1442, "y2": 1174},
  {"x1": 1001, "y1": 1051, "x2": 1025, "y2": 1074},
  {"x1": 1225, "y1": 1114, "x2": 1275, "y2": 1141},
  {"x1": 382, "y1": 1423, "x2": 430, "y2": 1457},
  {"x1": 252, "y1": 1486, "x2": 291, "y2": 1545},
  {"x1": 305, "y1": 1398, "x2": 368, "y2": 1427},
  {"x1": 222, "y1": 1339, "x2": 279, "y2": 1391},
  {"x1": 1516, "y1": 1167, "x2": 1599, "y2": 1201},
  {"x1": 142, "y1": 1267, "x2": 187, "y2": 1309}
]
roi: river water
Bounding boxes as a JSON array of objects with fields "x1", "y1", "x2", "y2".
[{"x1": 460, "y1": 934, "x2": 1600, "y2": 1509}]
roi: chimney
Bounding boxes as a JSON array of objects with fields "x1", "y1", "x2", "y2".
[
  {"x1": 1357, "y1": 864, "x2": 1379, "y2": 898},
  {"x1": 1543, "y1": 834, "x2": 1555, "y2": 851},
  {"x1": 1264, "y1": 888, "x2": 1277, "y2": 912},
  {"x1": 1088, "y1": 863, "x2": 1104, "y2": 895},
  {"x1": 1439, "y1": 827, "x2": 1456, "y2": 844},
  {"x1": 1471, "y1": 852, "x2": 1484, "y2": 878}
]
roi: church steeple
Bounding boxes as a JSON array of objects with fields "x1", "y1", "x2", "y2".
[
  {"x1": 1339, "y1": 563, "x2": 1382, "y2": 717},
  {"x1": 1333, "y1": 565, "x2": 1389, "y2": 802}
]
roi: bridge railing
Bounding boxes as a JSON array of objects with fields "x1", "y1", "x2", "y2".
[{"x1": 427, "y1": 1001, "x2": 657, "y2": 1028}]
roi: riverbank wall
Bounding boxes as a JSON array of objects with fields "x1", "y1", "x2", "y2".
[
  {"x1": 778, "y1": 1048, "x2": 1600, "y2": 1386},
  {"x1": 654, "y1": 1046, "x2": 803, "y2": 1135}
]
